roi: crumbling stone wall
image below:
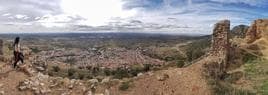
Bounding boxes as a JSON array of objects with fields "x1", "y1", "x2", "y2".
[
  {"x1": 244, "y1": 19, "x2": 268, "y2": 60},
  {"x1": 204, "y1": 20, "x2": 230, "y2": 79},
  {"x1": 246, "y1": 19, "x2": 268, "y2": 43},
  {"x1": 210, "y1": 20, "x2": 230, "y2": 58}
]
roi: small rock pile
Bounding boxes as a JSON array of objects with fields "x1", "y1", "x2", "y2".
[
  {"x1": 31, "y1": 56, "x2": 48, "y2": 72},
  {"x1": 18, "y1": 72, "x2": 113, "y2": 95},
  {"x1": 18, "y1": 72, "x2": 85, "y2": 95}
]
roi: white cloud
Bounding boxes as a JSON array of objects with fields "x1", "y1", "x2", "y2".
[
  {"x1": 2, "y1": 13, "x2": 11, "y2": 16},
  {"x1": 0, "y1": 0, "x2": 266, "y2": 33},
  {"x1": 210, "y1": 0, "x2": 266, "y2": 6},
  {"x1": 15, "y1": 14, "x2": 29, "y2": 19},
  {"x1": 60, "y1": 0, "x2": 137, "y2": 26},
  {"x1": 36, "y1": 14, "x2": 83, "y2": 28}
]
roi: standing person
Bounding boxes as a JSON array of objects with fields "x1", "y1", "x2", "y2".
[{"x1": 13, "y1": 37, "x2": 24, "y2": 68}]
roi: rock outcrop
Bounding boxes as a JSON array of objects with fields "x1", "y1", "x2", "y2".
[
  {"x1": 245, "y1": 19, "x2": 268, "y2": 43},
  {"x1": 231, "y1": 25, "x2": 249, "y2": 38}
]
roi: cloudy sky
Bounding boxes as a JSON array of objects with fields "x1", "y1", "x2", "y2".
[{"x1": 0, "y1": 0, "x2": 267, "y2": 34}]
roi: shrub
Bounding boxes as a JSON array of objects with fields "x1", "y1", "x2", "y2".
[
  {"x1": 31, "y1": 47, "x2": 41, "y2": 53},
  {"x1": 208, "y1": 79, "x2": 255, "y2": 95},
  {"x1": 48, "y1": 71, "x2": 54, "y2": 76},
  {"x1": 104, "y1": 68, "x2": 111, "y2": 76},
  {"x1": 92, "y1": 67, "x2": 101, "y2": 76},
  {"x1": 78, "y1": 73, "x2": 85, "y2": 80},
  {"x1": 86, "y1": 75, "x2": 93, "y2": 79},
  {"x1": 261, "y1": 80, "x2": 268, "y2": 95},
  {"x1": 129, "y1": 68, "x2": 141, "y2": 77},
  {"x1": 143, "y1": 64, "x2": 151, "y2": 72},
  {"x1": 65, "y1": 58, "x2": 76, "y2": 65},
  {"x1": 185, "y1": 38, "x2": 210, "y2": 62},
  {"x1": 119, "y1": 81, "x2": 130, "y2": 91},
  {"x1": 52, "y1": 66, "x2": 60, "y2": 72},
  {"x1": 224, "y1": 72, "x2": 243, "y2": 83},
  {"x1": 68, "y1": 68, "x2": 76, "y2": 77},
  {"x1": 242, "y1": 52, "x2": 258, "y2": 63},
  {"x1": 176, "y1": 60, "x2": 185, "y2": 68},
  {"x1": 86, "y1": 65, "x2": 92, "y2": 70},
  {"x1": 113, "y1": 68, "x2": 129, "y2": 79}
]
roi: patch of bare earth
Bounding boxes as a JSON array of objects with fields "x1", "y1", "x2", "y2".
[{"x1": 0, "y1": 65, "x2": 31, "y2": 95}]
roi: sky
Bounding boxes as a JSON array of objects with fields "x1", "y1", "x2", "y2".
[{"x1": 0, "y1": 0, "x2": 267, "y2": 34}]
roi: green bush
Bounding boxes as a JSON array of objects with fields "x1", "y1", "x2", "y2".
[
  {"x1": 261, "y1": 80, "x2": 268, "y2": 94},
  {"x1": 31, "y1": 47, "x2": 41, "y2": 53},
  {"x1": 185, "y1": 38, "x2": 210, "y2": 62},
  {"x1": 176, "y1": 60, "x2": 185, "y2": 68},
  {"x1": 86, "y1": 65, "x2": 92, "y2": 70},
  {"x1": 242, "y1": 53, "x2": 258, "y2": 63},
  {"x1": 104, "y1": 68, "x2": 112, "y2": 76},
  {"x1": 86, "y1": 75, "x2": 93, "y2": 79},
  {"x1": 68, "y1": 68, "x2": 76, "y2": 77},
  {"x1": 119, "y1": 81, "x2": 130, "y2": 91},
  {"x1": 48, "y1": 71, "x2": 54, "y2": 76},
  {"x1": 78, "y1": 73, "x2": 85, "y2": 80},
  {"x1": 209, "y1": 79, "x2": 255, "y2": 95},
  {"x1": 113, "y1": 68, "x2": 129, "y2": 79},
  {"x1": 143, "y1": 64, "x2": 151, "y2": 72},
  {"x1": 130, "y1": 69, "x2": 140, "y2": 77},
  {"x1": 65, "y1": 58, "x2": 76, "y2": 65},
  {"x1": 52, "y1": 66, "x2": 60, "y2": 72}
]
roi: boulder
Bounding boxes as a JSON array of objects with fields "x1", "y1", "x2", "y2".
[
  {"x1": 104, "y1": 89, "x2": 110, "y2": 95},
  {"x1": 101, "y1": 77, "x2": 110, "y2": 84},
  {"x1": 0, "y1": 91, "x2": 4, "y2": 95},
  {"x1": 137, "y1": 73, "x2": 143, "y2": 77},
  {"x1": 32, "y1": 59, "x2": 48, "y2": 72},
  {"x1": 0, "y1": 84, "x2": 3, "y2": 88},
  {"x1": 88, "y1": 79, "x2": 99, "y2": 84},
  {"x1": 157, "y1": 73, "x2": 169, "y2": 81}
]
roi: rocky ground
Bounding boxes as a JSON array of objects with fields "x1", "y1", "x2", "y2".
[{"x1": 0, "y1": 55, "x2": 213, "y2": 95}]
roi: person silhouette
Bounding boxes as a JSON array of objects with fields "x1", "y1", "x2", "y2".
[{"x1": 13, "y1": 37, "x2": 24, "y2": 68}]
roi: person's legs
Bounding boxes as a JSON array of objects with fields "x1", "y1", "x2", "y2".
[
  {"x1": 20, "y1": 55, "x2": 23, "y2": 64},
  {"x1": 19, "y1": 53, "x2": 24, "y2": 64},
  {"x1": 13, "y1": 51, "x2": 19, "y2": 68},
  {"x1": 13, "y1": 58, "x2": 19, "y2": 68}
]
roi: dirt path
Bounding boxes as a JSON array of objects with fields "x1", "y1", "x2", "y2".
[{"x1": 0, "y1": 63, "x2": 31, "y2": 95}]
